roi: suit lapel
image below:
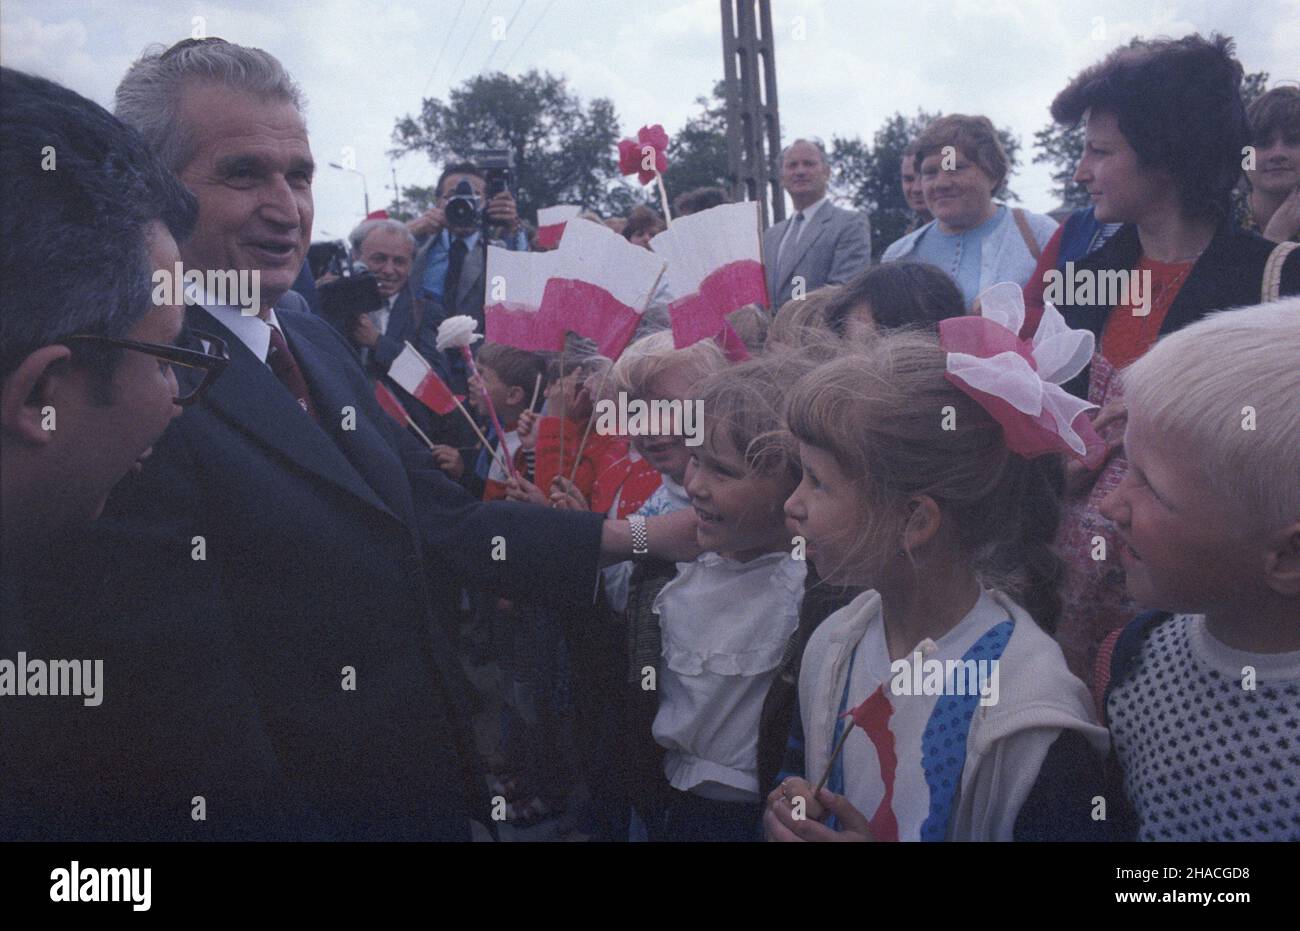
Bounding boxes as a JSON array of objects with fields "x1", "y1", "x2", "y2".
[
  {"x1": 388, "y1": 288, "x2": 414, "y2": 342},
  {"x1": 779, "y1": 206, "x2": 832, "y2": 286},
  {"x1": 188, "y1": 306, "x2": 397, "y2": 520},
  {"x1": 281, "y1": 312, "x2": 417, "y2": 523}
]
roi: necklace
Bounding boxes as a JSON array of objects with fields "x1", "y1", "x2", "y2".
[{"x1": 1135, "y1": 258, "x2": 1196, "y2": 345}]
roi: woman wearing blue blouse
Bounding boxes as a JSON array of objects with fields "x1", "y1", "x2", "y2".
[{"x1": 883, "y1": 114, "x2": 1057, "y2": 308}]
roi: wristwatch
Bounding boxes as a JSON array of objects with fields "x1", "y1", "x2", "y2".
[{"x1": 629, "y1": 514, "x2": 649, "y2": 560}]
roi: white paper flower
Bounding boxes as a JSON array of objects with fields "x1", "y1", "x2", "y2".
[{"x1": 436, "y1": 314, "x2": 483, "y2": 351}]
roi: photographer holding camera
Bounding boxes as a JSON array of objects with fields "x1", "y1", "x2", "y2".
[{"x1": 408, "y1": 159, "x2": 528, "y2": 394}]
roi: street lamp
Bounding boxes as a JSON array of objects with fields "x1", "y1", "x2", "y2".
[{"x1": 328, "y1": 162, "x2": 370, "y2": 216}]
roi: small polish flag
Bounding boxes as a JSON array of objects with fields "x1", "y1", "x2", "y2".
[
  {"x1": 650, "y1": 202, "x2": 767, "y2": 359},
  {"x1": 374, "y1": 381, "x2": 411, "y2": 424},
  {"x1": 484, "y1": 246, "x2": 566, "y2": 352},
  {"x1": 539, "y1": 218, "x2": 666, "y2": 359},
  {"x1": 535, "y1": 205, "x2": 581, "y2": 250},
  {"x1": 387, "y1": 342, "x2": 458, "y2": 415}
]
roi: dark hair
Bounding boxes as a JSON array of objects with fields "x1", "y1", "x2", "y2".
[
  {"x1": 477, "y1": 341, "x2": 546, "y2": 397},
  {"x1": 674, "y1": 186, "x2": 728, "y2": 216},
  {"x1": 622, "y1": 205, "x2": 665, "y2": 242},
  {"x1": 785, "y1": 332, "x2": 1067, "y2": 631},
  {"x1": 1051, "y1": 33, "x2": 1248, "y2": 222},
  {"x1": 823, "y1": 262, "x2": 965, "y2": 334},
  {"x1": 1248, "y1": 84, "x2": 1300, "y2": 148},
  {"x1": 436, "y1": 161, "x2": 484, "y2": 200},
  {"x1": 1, "y1": 67, "x2": 198, "y2": 385}
]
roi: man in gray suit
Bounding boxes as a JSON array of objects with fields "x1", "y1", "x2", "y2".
[{"x1": 763, "y1": 139, "x2": 873, "y2": 308}]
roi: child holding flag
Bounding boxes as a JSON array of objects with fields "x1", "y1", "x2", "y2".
[
  {"x1": 767, "y1": 292, "x2": 1109, "y2": 842},
  {"x1": 432, "y1": 342, "x2": 544, "y2": 501}
]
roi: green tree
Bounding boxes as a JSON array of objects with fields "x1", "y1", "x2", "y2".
[
  {"x1": 1032, "y1": 120, "x2": 1087, "y2": 210},
  {"x1": 661, "y1": 81, "x2": 730, "y2": 200},
  {"x1": 384, "y1": 183, "x2": 438, "y2": 222},
  {"x1": 832, "y1": 111, "x2": 1021, "y2": 259},
  {"x1": 390, "y1": 70, "x2": 625, "y2": 220}
]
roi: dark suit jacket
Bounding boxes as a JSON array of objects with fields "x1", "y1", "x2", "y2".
[
  {"x1": 1053, "y1": 221, "x2": 1300, "y2": 398},
  {"x1": 15, "y1": 293, "x2": 605, "y2": 841},
  {"x1": 362, "y1": 283, "x2": 472, "y2": 448},
  {"x1": 763, "y1": 202, "x2": 872, "y2": 308}
]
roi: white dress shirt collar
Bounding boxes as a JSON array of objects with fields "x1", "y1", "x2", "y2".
[
  {"x1": 792, "y1": 195, "x2": 828, "y2": 224},
  {"x1": 191, "y1": 283, "x2": 284, "y2": 364}
]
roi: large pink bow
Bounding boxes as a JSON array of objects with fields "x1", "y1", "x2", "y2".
[{"x1": 939, "y1": 282, "x2": 1105, "y2": 467}]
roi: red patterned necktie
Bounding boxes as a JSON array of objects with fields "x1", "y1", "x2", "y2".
[{"x1": 267, "y1": 325, "x2": 319, "y2": 422}]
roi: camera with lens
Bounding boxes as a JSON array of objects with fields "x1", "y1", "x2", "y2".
[
  {"x1": 311, "y1": 241, "x2": 384, "y2": 341},
  {"x1": 443, "y1": 149, "x2": 514, "y2": 233}
]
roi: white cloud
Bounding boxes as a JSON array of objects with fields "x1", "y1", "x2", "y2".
[{"x1": 3, "y1": 0, "x2": 1296, "y2": 239}]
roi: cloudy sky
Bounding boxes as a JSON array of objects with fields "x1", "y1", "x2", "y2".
[{"x1": 4, "y1": 0, "x2": 1297, "y2": 242}]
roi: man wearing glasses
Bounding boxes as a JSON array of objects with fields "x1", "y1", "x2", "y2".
[{"x1": 1, "y1": 68, "x2": 230, "y2": 838}]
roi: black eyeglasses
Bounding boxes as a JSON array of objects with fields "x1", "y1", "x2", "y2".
[{"x1": 62, "y1": 330, "x2": 229, "y2": 406}]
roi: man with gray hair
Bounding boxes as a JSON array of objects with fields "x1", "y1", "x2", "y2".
[
  {"x1": 345, "y1": 216, "x2": 448, "y2": 440},
  {"x1": 100, "y1": 36, "x2": 699, "y2": 841},
  {"x1": 762, "y1": 138, "x2": 872, "y2": 308}
]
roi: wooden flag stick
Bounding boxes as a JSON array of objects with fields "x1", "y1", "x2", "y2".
[
  {"x1": 566, "y1": 363, "x2": 612, "y2": 485},
  {"x1": 453, "y1": 396, "x2": 513, "y2": 481},
  {"x1": 460, "y1": 345, "x2": 518, "y2": 480},
  {"x1": 401, "y1": 339, "x2": 511, "y2": 478},
  {"x1": 529, "y1": 372, "x2": 543, "y2": 412},
  {"x1": 655, "y1": 170, "x2": 673, "y2": 227},
  {"x1": 813, "y1": 720, "x2": 856, "y2": 798},
  {"x1": 556, "y1": 348, "x2": 567, "y2": 494},
  {"x1": 403, "y1": 414, "x2": 437, "y2": 452}
]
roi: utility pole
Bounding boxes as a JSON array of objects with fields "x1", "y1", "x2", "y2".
[{"x1": 721, "y1": 0, "x2": 782, "y2": 229}]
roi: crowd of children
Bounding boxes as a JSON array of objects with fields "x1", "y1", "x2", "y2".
[{"x1": 407, "y1": 244, "x2": 1299, "y2": 841}]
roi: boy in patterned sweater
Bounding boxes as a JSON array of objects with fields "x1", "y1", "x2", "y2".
[{"x1": 1097, "y1": 297, "x2": 1300, "y2": 841}]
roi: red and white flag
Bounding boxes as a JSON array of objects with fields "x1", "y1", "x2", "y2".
[
  {"x1": 374, "y1": 381, "x2": 411, "y2": 424},
  {"x1": 387, "y1": 342, "x2": 458, "y2": 415},
  {"x1": 535, "y1": 204, "x2": 581, "y2": 250},
  {"x1": 484, "y1": 246, "x2": 566, "y2": 352},
  {"x1": 539, "y1": 218, "x2": 666, "y2": 359},
  {"x1": 651, "y1": 201, "x2": 767, "y2": 359}
]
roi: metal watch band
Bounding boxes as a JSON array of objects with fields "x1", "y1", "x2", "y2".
[{"x1": 629, "y1": 514, "x2": 649, "y2": 557}]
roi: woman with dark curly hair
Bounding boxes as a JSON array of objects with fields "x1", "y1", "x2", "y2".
[{"x1": 1039, "y1": 33, "x2": 1300, "y2": 686}]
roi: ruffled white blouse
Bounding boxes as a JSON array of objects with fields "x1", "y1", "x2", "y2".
[{"x1": 651, "y1": 551, "x2": 806, "y2": 801}]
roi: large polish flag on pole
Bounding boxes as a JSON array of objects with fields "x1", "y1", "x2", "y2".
[
  {"x1": 484, "y1": 246, "x2": 566, "y2": 352},
  {"x1": 538, "y1": 218, "x2": 666, "y2": 359},
  {"x1": 535, "y1": 205, "x2": 582, "y2": 250},
  {"x1": 651, "y1": 201, "x2": 767, "y2": 358}
]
